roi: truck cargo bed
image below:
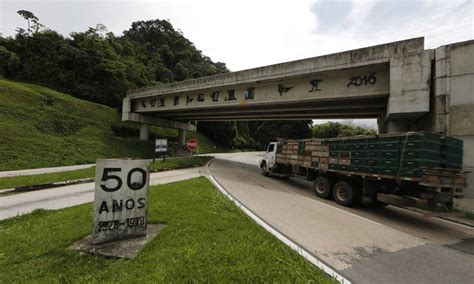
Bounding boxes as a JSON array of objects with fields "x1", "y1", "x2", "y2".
[{"x1": 276, "y1": 132, "x2": 465, "y2": 188}]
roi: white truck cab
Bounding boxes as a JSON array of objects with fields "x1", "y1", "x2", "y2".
[{"x1": 259, "y1": 142, "x2": 278, "y2": 176}]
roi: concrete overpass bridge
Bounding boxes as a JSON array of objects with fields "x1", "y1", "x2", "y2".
[
  {"x1": 123, "y1": 37, "x2": 473, "y2": 196},
  {"x1": 123, "y1": 38, "x2": 431, "y2": 134}
]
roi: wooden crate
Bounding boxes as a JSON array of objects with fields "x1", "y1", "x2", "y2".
[
  {"x1": 312, "y1": 151, "x2": 329, "y2": 157},
  {"x1": 338, "y1": 158, "x2": 351, "y2": 166}
]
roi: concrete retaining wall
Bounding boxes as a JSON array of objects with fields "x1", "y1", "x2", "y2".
[{"x1": 434, "y1": 40, "x2": 474, "y2": 197}]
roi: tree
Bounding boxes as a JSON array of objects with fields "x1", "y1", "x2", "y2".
[
  {"x1": 95, "y1": 24, "x2": 108, "y2": 37},
  {"x1": 0, "y1": 12, "x2": 317, "y2": 151},
  {"x1": 17, "y1": 10, "x2": 43, "y2": 35},
  {"x1": 0, "y1": 46, "x2": 20, "y2": 77},
  {"x1": 312, "y1": 122, "x2": 377, "y2": 138}
]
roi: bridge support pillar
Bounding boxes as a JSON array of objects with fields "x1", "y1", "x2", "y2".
[
  {"x1": 385, "y1": 120, "x2": 409, "y2": 133},
  {"x1": 178, "y1": 129, "x2": 186, "y2": 146},
  {"x1": 139, "y1": 124, "x2": 149, "y2": 141}
]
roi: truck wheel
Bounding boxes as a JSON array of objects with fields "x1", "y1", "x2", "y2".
[
  {"x1": 261, "y1": 162, "x2": 269, "y2": 177},
  {"x1": 333, "y1": 181, "x2": 361, "y2": 206},
  {"x1": 313, "y1": 176, "x2": 333, "y2": 199}
]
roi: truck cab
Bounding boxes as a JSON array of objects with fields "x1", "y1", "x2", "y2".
[{"x1": 259, "y1": 142, "x2": 278, "y2": 176}]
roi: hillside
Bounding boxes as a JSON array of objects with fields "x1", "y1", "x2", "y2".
[{"x1": 0, "y1": 80, "x2": 225, "y2": 171}]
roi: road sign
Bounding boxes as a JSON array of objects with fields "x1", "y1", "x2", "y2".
[
  {"x1": 155, "y1": 138, "x2": 168, "y2": 153},
  {"x1": 92, "y1": 159, "x2": 150, "y2": 244},
  {"x1": 187, "y1": 138, "x2": 198, "y2": 151}
]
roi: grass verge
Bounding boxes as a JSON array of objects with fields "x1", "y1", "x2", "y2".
[
  {"x1": 0, "y1": 177, "x2": 333, "y2": 282},
  {"x1": 0, "y1": 167, "x2": 96, "y2": 190},
  {"x1": 465, "y1": 211, "x2": 474, "y2": 220},
  {"x1": 0, "y1": 156, "x2": 212, "y2": 191},
  {"x1": 150, "y1": 156, "x2": 212, "y2": 171},
  {"x1": 0, "y1": 79, "x2": 225, "y2": 171}
]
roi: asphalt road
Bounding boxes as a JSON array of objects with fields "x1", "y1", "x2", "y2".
[
  {"x1": 1, "y1": 152, "x2": 473, "y2": 283},
  {"x1": 208, "y1": 152, "x2": 474, "y2": 284}
]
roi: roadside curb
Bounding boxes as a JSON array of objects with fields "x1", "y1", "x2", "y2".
[
  {"x1": 0, "y1": 178, "x2": 95, "y2": 195},
  {"x1": 394, "y1": 205, "x2": 474, "y2": 228},
  {"x1": 206, "y1": 174, "x2": 351, "y2": 284}
]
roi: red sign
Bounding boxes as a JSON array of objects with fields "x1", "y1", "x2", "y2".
[{"x1": 187, "y1": 138, "x2": 198, "y2": 151}]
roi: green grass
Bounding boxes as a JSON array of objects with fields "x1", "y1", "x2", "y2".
[
  {"x1": 0, "y1": 177, "x2": 333, "y2": 283},
  {"x1": 0, "y1": 156, "x2": 213, "y2": 190},
  {"x1": 465, "y1": 211, "x2": 474, "y2": 220},
  {"x1": 0, "y1": 79, "x2": 225, "y2": 171},
  {"x1": 0, "y1": 167, "x2": 96, "y2": 190},
  {"x1": 150, "y1": 156, "x2": 212, "y2": 171}
]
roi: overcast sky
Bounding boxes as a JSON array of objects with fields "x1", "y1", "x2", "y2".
[{"x1": 1, "y1": 0, "x2": 473, "y2": 129}]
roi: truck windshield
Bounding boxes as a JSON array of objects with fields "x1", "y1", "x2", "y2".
[{"x1": 267, "y1": 144, "x2": 275, "y2": 152}]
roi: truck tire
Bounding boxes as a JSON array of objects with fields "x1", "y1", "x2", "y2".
[
  {"x1": 333, "y1": 181, "x2": 361, "y2": 206},
  {"x1": 261, "y1": 161, "x2": 270, "y2": 177},
  {"x1": 313, "y1": 176, "x2": 333, "y2": 199}
]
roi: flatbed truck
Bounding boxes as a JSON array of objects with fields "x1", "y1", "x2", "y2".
[{"x1": 259, "y1": 132, "x2": 466, "y2": 212}]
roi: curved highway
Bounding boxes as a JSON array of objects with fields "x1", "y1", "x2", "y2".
[
  {"x1": 1, "y1": 152, "x2": 473, "y2": 283},
  {"x1": 209, "y1": 152, "x2": 474, "y2": 284}
]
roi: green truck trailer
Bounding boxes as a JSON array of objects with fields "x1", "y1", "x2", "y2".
[{"x1": 258, "y1": 132, "x2": 466, "y2": 212}]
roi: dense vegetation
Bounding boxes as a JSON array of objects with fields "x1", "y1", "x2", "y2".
[
  {"x1": 312, "y1": 122, "x2": 377, "y2": 138},
  {"x1": 0, "y1": 10, "x2": 313, "y2": 151},
  {"x1": 0, "y1": 80, "x2": 224, "y2": 170},
  {"x1": 0, "y1": 17, "x2": 226, "y2": 107}
]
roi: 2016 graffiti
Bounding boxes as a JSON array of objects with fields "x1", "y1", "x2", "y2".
[{"x1": 347, "y1": 72, "x2": 376, "y2": 87}]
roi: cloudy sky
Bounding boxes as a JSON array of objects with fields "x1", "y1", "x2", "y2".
[{"x1": 1, "y1": 0, "x2": 473, "y2": 128}]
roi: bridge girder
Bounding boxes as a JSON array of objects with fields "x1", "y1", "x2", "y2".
[{"x1": 122, "y1": 37, "x2": 430, "y2": 132}]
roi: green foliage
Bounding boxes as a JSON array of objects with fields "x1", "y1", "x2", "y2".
[
  {"x1": 197, "y1": 120, "x2": 313, "y2": 150},
  {"x1": 0, "y1": 177, "x2": 333, "y2": 283},
  {"x1": 1, "y1": 19, "x2": 228, "y2": 107},
  {"x1": 0, "y1": 167, "x2": 95, "y2": 190},
  {"x1": 247, "y1": 121, "x2": 313, "y2": 149},
  {"x1": 0, "y1": 13, "x2": 313, "y2": 151},
  {"x1": 149, "y1": 156, "x2": 212, "y2": 171},
  {"x1": 313, "y1": 122, "x2": 377, "y2": 138},
  {"x1": 0, "y1": 46, "x2": 19, "y2": 77},
  {"x1": 16, "y1": 10, "x2": 43, "y2": 35},
  {"x1": 0, "y1": 80, "x2": 223, "y2": 170}
]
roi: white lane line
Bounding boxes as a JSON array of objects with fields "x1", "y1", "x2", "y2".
[{"x1": 207, "y1": 174, "x2": 352, "y2": 284}]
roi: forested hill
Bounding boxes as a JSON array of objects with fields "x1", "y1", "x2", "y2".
[
  {"x1": 0, "y1": 19, "x2": 227, "y2": 107},
  {"x1": 0, "y1": 11, "x2": 313, "y2": 150}
]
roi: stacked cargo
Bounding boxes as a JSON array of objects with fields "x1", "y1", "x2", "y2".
[
  {"x1": 276, "y1": 132, "x2": 463, "y2": 178},
  {"x1": 442, "y1": 136, "x2": 463, "y2": 169},
  {"x1": 278, "y1": 139, "x2": 328, "y2": 169}
]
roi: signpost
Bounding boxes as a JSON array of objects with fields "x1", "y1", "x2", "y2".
[
  {"x1": 92, "y1": 159, "x2": 150, "y2": 244},
  {"x1": 187, "y1": 138, "x2": 198, "y2": 155},
  {"x1": 154, "y1": 138, "x2": 168, "y2": 162}
]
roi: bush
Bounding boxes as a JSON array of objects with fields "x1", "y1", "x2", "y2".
[{"x1": 110, "y1": 122, "x2": 139, "y2": 138}]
